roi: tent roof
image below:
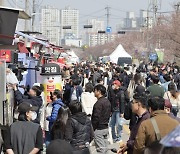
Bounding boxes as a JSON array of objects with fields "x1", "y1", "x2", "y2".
[
  {"x1": 67, "y1": 50, "x2": 78, "y2": 58},
  {"x1": 109, "y1": 44, "x2": 132, "y2": 58}
]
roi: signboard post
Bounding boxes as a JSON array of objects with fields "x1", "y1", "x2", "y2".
[
  {"x1": 41, "y1": 63, "x2": 62, "y2": 103},
  {"x1": 0, "y1": 60, "x2": 6, "y2": 124}
]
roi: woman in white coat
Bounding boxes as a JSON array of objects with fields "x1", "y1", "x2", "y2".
[{"x1": 81, "y1": 83, "x2": 97, "y2": 116}]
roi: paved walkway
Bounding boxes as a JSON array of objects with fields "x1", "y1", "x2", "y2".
[{"x1": 89, "y1": 124, "x2": 130, "y2": 154}]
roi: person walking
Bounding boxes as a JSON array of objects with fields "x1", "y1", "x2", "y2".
[
  {"x1": 70, "y1": 79, "x2": 83, "y2": 102},
  {"x1": 65, "y1": 101, "x2": 93, "y2": 154},
  {"x1": 108, "y1": 80, "x2": 128, "y2": 143},
  {"x1": 147, "y1": 75, "x2": 165, "y2": 97},
  {"x1": 81, "y1": 83, "x2": 97, "y2": 116},
  {"x1": 51, "y1": 106, "x2": 70, "y2": 140},
  {"x1": 92, "y1": 84, "x2": 111, "y2": 153},
  {"x1": 13, "y1": 85, "x2": 43, "y2": 123},
  {"x1": 5, "y1": 102, "x2": 43, "y2": 154},
  {"x1": 164, "y1": 82, "x2": 180, "y2": 117},
  {"x1": 117, "y1": 92, "x2": 150, "y2": 154},
  {"x1": 133, "y1": 96, "x2": 179, "y2": 154},
  {"x1": 46, "y1": 89, "x2": 65, "y2": 134}
]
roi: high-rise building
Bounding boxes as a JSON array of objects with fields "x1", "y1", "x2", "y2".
[
  {"x1": 87, "y1": 33, "x2": 117, "y2": 47},
  {"x1": 87, "y1": 19, "x2": 104, "y2": 33},
  {"x1": 60, "y1": 6, "x2": 79, "y2": 40},
  {"x1": 41, "y1": 6, "x2": 61, "y2": 45},
  {"x1": 139, "y1": 10, "x2": 148, "y2": 27},
  {"x1": 83, "y1": 19, "x2": 104, "y2": 45},
  {"x1": 116, "y1": 21, "x2": 124, "y2": 31},
  {"x1": 126, "y1": 12, "x2": 135, "y2": 19},
  {"x1": 139, "y1": 10, "x2": 153, "y2": 28},
  {"x1": 124, "y1": 12, "x2": 137, "y2": 29}
]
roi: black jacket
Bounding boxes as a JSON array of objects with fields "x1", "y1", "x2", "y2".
[
  {"x1": 14, "y1": 90, "x2": 42, "y2": 108},
  {"x1": 108, "y1": 86, "x2": 129, "y2": 114},
  {"x1": 91, "y1": 97, "x2": 111, "y2": 130},
  {"x1": 65, "y1": 112, "x2": 93, "y2": 150},
  {"x1": 14, "y1": 90, "x2": 43, "y2": 123}
]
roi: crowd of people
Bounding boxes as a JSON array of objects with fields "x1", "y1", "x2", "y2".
[{"x1": 1, "y1": 61, "x2": 180, "y2": 154}]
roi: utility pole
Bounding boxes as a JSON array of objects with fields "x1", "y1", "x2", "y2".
[
  {"x1": 32, "y1": 0, "x2": 36, "y2": 31},
  {"x1": 152, "y1": 0, "x2": 158, "y2": 26},
  {"x1": 175, "y1": 2, "x2": 180, "y2": 14},
  {"x1": 25, "y1": 0, "x2": 29, "y2": 31},
  {"x1": 105, "y1": 6, "x2": 110, "y2": 28},
  {"x1": 105, "y1": 6, "x2": 110, "y2": 43}
]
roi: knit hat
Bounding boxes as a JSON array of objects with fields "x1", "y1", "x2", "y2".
[{"x1": 46, "y1": 139, "x2": 73, "y2": 154}]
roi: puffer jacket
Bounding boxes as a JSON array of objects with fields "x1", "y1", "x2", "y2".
[
  {"x1": 14, "y1": 90, "x2": 43, "y2": 123},
  {"x1": 65, "y1": 112, "x2": 93, "y2": 150},
  {"x1": 14, "y1": 90, "x2": 42, "y2": 108},
  {"x1": 46, "y1": 99, "x2": 64, "y2": 129}
]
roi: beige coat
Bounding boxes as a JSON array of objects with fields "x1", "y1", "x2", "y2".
[{"x1": 133, "y1": 110, "x2": 179, "y2": 154}]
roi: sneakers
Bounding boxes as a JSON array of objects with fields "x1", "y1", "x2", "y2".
[
  {"x1": 116, "y1": 139, "x2": 123, "y2": 144},
  {"x1": 113, "y1": 138, "x2": 122, "y2": 143}
]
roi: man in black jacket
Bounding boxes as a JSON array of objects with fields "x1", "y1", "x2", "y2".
[
  {"x1": 92, "y1": 84, "x2": 111, "y2": 153},
  {"x1": 108, "y1": 80, "x2": 129, "y2": 143},
  {"x1": 65, "y1": 101, "x2": 93, "y2": 154},
  {"x1": 12, "y1": 84, "x2": 43, "y2": 123}
]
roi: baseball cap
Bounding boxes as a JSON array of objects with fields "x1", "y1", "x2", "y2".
[
  {"x1": 18, "y1": 102, "x2": 38, "y2": 113},
  {"x1": 164, "y1": 99, "x2": 172, "y2": 109},
  {"x1": 46, "y1": 139, "x2": 73, "y2": 154},
  {"x1": 113, "y1": 80, "x2": 121, "y2": 86}
]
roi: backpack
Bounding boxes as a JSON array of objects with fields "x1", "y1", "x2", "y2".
[
  {"x1": 144, "y1": 118, "x2": 180, "y2": 154},
  {"x1": 124, "y1": 100, "x2": 132, "y2": 120}
]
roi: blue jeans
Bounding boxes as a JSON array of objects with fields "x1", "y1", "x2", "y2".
[
  {"x1": 111, "y1": 111, "x2": 123, "y2": 141},
  {"x1": 45, "y1": 131, "x2": 51, "y2": 147}
]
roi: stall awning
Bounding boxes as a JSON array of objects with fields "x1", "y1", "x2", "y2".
[
  {"x1": 18, "y1": 42, "x2": 29, "y2": 53},
  {"x1": 16, "y1": 31, "x2": 50, "y2": 47},
  {"x1": 0, "y1": 6, "x2": 31, "y2": 20}
]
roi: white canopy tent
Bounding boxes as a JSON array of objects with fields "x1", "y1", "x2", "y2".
[
  {"x1": 109, "y1": 44, "x2": 132, "y2": 64},
  {"x1": 67, "y1": 50, "x2": 79, "y2": 64}
]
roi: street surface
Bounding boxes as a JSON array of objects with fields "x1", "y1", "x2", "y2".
[{"x1": 89, "y1": 124, "x2": 130, "y2": 154}]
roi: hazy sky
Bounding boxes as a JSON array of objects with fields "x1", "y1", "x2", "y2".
[
  {"x1": 6, "y1": 0, "x2": 178, "y2": 31},
  {"x1": 41, "y1": 0, "x2": 178, "y2": 30}
]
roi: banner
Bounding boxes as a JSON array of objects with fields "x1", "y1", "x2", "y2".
[
  {"x1": 156, "y1": 49, "x2": 164, "y2": 63},
  {"x1": 42, "y1": 76, "x2": 62, "y2": 103}
]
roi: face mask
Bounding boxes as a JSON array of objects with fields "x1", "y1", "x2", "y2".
[
  {"x1": 14, "y1": 112, "x2": 19, "y2": 120},
  {"x1": 31, "y1": 111, "x2": 37, "y2": 121},
  {"x1": 112, "y1": 85, "x2": 116, "y2": 90}
]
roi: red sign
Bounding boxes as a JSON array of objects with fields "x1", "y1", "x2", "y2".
[
  {"x1": 47, "y1": 85, "x2": 55, "y2": 92},
  {"x1": 0, "y1": 50, "x2": 11, "y2": 62}
]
